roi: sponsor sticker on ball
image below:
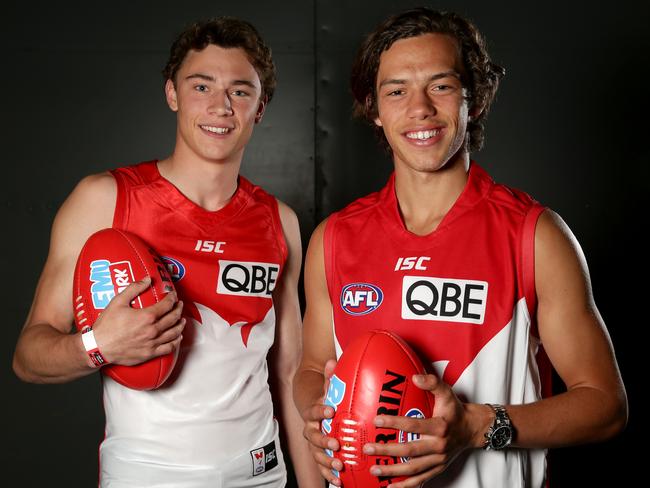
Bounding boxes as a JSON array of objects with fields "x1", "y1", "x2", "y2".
[{"x1": 89, "y1": 259, "x2": 142, "y2": 309}]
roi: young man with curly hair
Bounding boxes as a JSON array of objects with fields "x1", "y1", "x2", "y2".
[
  {"x1": 295, "y1": 8, "x2": 627, "y2": 487},
  {"x1": 14, "y1": 17, "x2": 321, "y2": 488}
]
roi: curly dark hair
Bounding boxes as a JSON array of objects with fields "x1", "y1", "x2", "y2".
[
  {"x1": 350, "y1": 8, "x2": 505, "y2": 152},
  {"x1": 162, "y1": 17, "x2": 276, "y2": 102}
]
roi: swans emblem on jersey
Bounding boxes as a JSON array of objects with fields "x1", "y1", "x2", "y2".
[
  {"x1": 340, "y1": 283, "x2": 383, "y2": 315},
  {"x1": 161, "y1": 256, "x2": 185, "y2": 282},
  {"x1": 184, "y1": 301, "x2": 275, "y2": 348}
]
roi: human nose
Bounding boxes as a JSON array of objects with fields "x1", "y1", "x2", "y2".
[
  {"x1": 208, "y1": 91, "x2": 233, "y2": 116},
  {"x1": 407, "y1": 89, "x2": 436, "y2": 119}
]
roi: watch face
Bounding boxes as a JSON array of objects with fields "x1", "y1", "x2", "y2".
[{"x1": 491, "y1": 425, "x2": 513, "y2": 450}]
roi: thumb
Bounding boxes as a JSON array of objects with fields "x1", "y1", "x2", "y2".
[
  {"x1": 324, "y1": 359, "x2": 337, "y2": 380},
  {"x1": 412, "y1": 373, "x2": 443, "y2": 392},
  {"x1": 113, "y1": 276, "x2": 152, "y2": 306}
]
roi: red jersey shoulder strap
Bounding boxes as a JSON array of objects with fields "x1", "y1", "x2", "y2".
[
  {"x1": 521, "y1": 203, "x2": 546, "y2": 332},
  {"x1": 110, "y1": 160, "x2": 158, "y2": 229},
  {"x1": 322, "y1": 213, "x2": 340, "y2": 304}
]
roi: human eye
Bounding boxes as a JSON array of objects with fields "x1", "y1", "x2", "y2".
[
  {"x1": 432, "y1": 79, "x2": 460, "y2": 93},
  {"x1": 386, "y1": 88, "x2": 404, "y2": 97},
  {"x1": 231, "y1": 89, "x2": 249, "y2": 97},
  {"x1": 194, "y1": 84, "x2": 209, "y2": 93}
]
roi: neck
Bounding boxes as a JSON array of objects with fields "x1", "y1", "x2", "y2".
[
  {"x1": 394, "y1": 152, "x2": 470, "y2": 235},
  {"x1": 157, "y1": 151, "x2": 241, "y2": 212}
]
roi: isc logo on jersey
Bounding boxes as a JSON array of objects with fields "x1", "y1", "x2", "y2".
[
  {"x1": 217, "y1": 260, "x2": 280, "y2": 298},
  {"x1": 89, "y1": 259, "x2": 143, "y2": 309},
  {"x1": 161, "y1": 256, "x2": 185, "y2": 282},
  {"x1": 402, "y1": 276, "x2": 488, "y2": 324},
  {"x1": 340, "y1": 283, "x2": 383, "y2": 315}
]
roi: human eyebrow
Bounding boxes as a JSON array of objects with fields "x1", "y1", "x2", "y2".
[
  {"x1": 377, "y1": 70, "x2": 462, "y2": 89},
  {"x1": 231, "y1": 79, "x2": 258, "y2": 89},
  {"x1": 429, "y1": 70, "x2": 462, "y2": 82},
  {"x1": 378, "y1": 78, "x2": 407, "y2": 89},
  {"x1": 185, "y1": 73, "x2": 215, "y2": 82}
]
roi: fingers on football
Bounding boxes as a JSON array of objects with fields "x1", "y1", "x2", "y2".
[
  {"x1": 113, "y1": 276, "x2": 152, "y2": 304},
  {"x1": 304, "y1": 403, "x2": 334, "y2": 422},
  {"x1": 305, "y1": 424, "x2": 339, "y2": 452},
  {"x1": 370, "y1": 453, "x2": 448, "y2": 481},
  {"x1": 365, "y1": 434, "x2": 447, "y2": 459},
  {"x1": 152, "y1": 329, "x2": 184, "y2": 358},
  {"x1": 375, "y1": 414, "x2": 448, "y2": 437},
  {"x1": 154, "y1": 318, "x2": 186, "y2": 346},
  {"x1": 153, "y1": 301, "x2": 184, "y2": 334},
  {"x1": 311, "y1": 449, "x2": 342, "y2": 487}
]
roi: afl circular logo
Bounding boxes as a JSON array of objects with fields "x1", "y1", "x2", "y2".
[
  {"x1": 340, "y1": 283, "x2": 383, "y2": 316},
  {"x1": 399, "y1": 408, "x2": 424, "y2": 462},
  {"x1": 161, "y1": 256, "x2": 185, "y2": 282}
]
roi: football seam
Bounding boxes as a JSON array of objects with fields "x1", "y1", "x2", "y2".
[
  {"x1": 110, "y1": 228, "x2": 164, "y2": 389},
  {"x1": 113, "y1": 228, "x2": 165, "y2": 388},
  {"x1": 113, "y1": 228, "x2": 160, "y2": 304}
]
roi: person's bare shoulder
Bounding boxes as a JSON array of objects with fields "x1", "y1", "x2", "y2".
[{"x1": 51, "y1": 171, "x2": 117, "y2": 248}]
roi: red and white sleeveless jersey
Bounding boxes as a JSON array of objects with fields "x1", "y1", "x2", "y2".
[
  {"x1": 100, "y1": 161, "x2": 287, "y2": 487},
  {"x1": 324, "y1": 163, "x2": 550, "y2": 488}
]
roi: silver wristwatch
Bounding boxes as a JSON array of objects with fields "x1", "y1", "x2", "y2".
[{"x1": 484, "y1": 404, "x2": 513, "y2": 450}]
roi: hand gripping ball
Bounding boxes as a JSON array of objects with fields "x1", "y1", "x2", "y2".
[{"x1": 73, "y1": 228, "x2": 177, "y2": 390}]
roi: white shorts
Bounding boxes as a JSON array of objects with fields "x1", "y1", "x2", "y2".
[{"x1": 100, "y1": 420, "x2": 286, "y2": 488}]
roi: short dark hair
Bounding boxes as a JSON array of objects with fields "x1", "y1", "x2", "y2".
[
  {"x1": 350, "y1": 8, "x2": 505, "y2": 152},
  {"x1": 163, "y1": 17, "x2": 276, "y2": 102}
]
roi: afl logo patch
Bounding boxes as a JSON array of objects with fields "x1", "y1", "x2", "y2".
[
  {"x1": 161, "y1": 256, "x2": 185, "y2": 282},
  {"x1": 399, "y1": 408, "x2": 425, "y2": 462},
  {"x1": 340, "y1": 283, "x2": 383, "y2": 315}
]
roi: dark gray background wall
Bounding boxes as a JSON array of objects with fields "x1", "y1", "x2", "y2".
[{"x1": 3, "y1": 0, "x2": 646, "y2": 485}]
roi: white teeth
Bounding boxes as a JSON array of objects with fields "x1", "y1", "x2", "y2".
[
  {"x1": 201, "y1": 125, "x2": 230, "y2": 134},
  {"x1": 406, "y1": 129, "x2": 440, "y2": 140}
]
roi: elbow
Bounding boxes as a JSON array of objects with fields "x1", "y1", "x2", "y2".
[
  {"x1": 12, "y1": 353, "x2": 38, "y2": 384},
  {"x1": 598, "y1": 387, "x2": 628, "y2": 441},
  {"x1": 608, "y1": 391, "x2": 629, "y2": 439}
]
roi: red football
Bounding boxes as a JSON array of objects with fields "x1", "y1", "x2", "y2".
[
  {"x1": 322, "y1": 329, "x2": 434, "y2": 487},
  {"x1": 73, "y1": 228, "x2": 178, "y2": 390}
]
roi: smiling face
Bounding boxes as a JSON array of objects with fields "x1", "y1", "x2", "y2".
[
  {"x1": 374, "y1": 33, "x2": 472, "y2": 175},
  {"x1": 165, "y1": 44, "x2": 265, "y2": 166}
]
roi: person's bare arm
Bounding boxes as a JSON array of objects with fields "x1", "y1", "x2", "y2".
[
  {"x1": 293, "y1": 219, "x2": 344, "y2": 486},
  {"x1": 268, "y1": 201, "x2": 322, "y2": 487},
  {"x1": 13, "y1": 173, "x2": 184, "y2": 383},
  {"x1": 506, "y1": 209, "x2": 628, "y2": 446},
  {"x1": 361, "y1": 210, "x2": 628, "y2": 487}
]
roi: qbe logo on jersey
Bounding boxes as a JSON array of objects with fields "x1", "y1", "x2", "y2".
[
  {"x1": 402, "y1": 276, "x2": 488, "y2": 324},
  {"x1": 217, "y1": 260, "x2": 280, "y2": 298},
  {"x1": 89, "y1": 259, "x2": 142, "y2": 309},
  {"x1": 250, "y1": 440, "x2": 279, "y2": 476}
]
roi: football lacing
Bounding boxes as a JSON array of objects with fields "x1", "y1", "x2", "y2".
[{"x1": 339, "y1": 418, "x2": 360, "y2": 464}]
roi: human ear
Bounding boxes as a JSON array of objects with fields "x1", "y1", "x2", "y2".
[
  {"x1": 165, "y1": 79, "x2": 178, "y2": 112},
  {"x1": 254, "y1": 95, "x2": 268, "y2": 124}
]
